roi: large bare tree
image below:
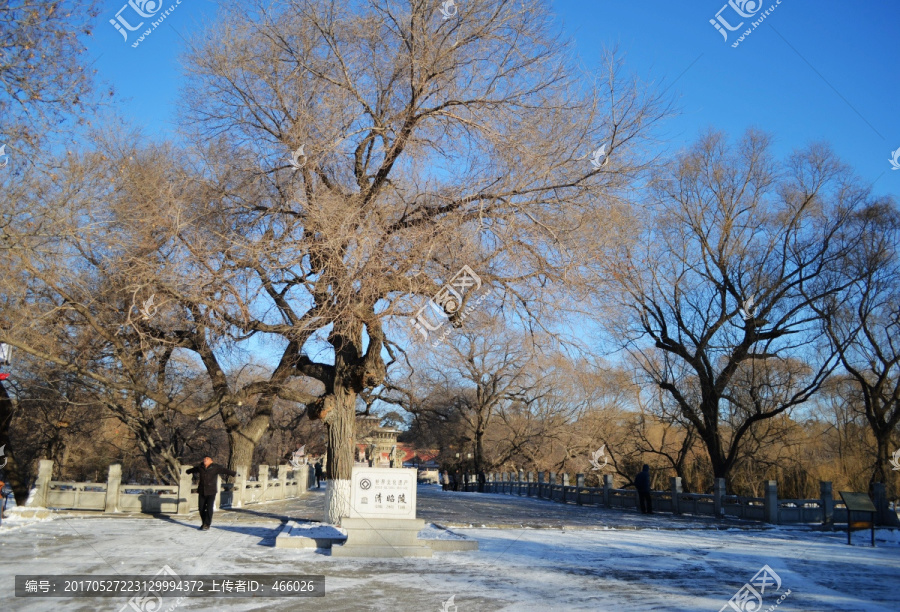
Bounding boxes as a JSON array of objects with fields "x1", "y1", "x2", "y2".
[
  {"x1": 815, "y1": 200, "x2": 900, "y2": 491},
  {"x1": 179, "y1": 0, "x2": 666, "y2": 521},
  {"x1": 599, "y1": 130, "x2": 883, "y2": 486}
]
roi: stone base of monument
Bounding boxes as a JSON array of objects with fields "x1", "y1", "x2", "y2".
[
  {"x1": 275, "y1": 520, "x2": 347, "y2": 549},
  {"x1": 275, "y1": 519, "x2": 478, "y2": 553},
  {"x1": 330, "y1": 518, "x2": 433, "y2": 558}
]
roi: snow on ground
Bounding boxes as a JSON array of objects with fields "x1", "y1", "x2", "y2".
[
  {"x1": 285, "y1": 520, "x2": 346, "y2": 539},
  {"x1": 0, "y1": 486, "x2": 898, "y2": 611},
  {"x1": 0, "y1": 504, "x2": 59, "y2": 534}
]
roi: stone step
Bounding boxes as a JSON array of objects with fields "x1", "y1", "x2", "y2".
[
  {"x1": 340, "y1": 527, "x2": 422, "y2": 547},
  {"x1": 330, "y1": 544, "x2": 433, "y2": 558}
]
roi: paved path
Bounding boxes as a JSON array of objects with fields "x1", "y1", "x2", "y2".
[
  {"x1": 1, "y1": 486, "x2": 897, "y2": 611},
  {"x1": 211, "y1": 484, "x2": 763, "y2": 530}
]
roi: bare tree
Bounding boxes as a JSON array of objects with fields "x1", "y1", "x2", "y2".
[
  {"x1": 599, "y1": 130, "x2": 882, "y2": 486},
  {"x1": 0, "y1": 0, "x2": 103, "y2": 495},
  {"x1": 179, "y1": 0, "x2": 666, "y2": 521},
  {"x1": 406, "y1": 319, "x2": 537, "y2": 472},
  {"x1": 0, "y1": 0, "x2": 101, "y2": 150},
  {"x1": 815, "y1": 201, "x2": 900, "y2": 491}
]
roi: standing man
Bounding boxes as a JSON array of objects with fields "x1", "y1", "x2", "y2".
[
  {"x1": 635, "y1": 464, "x2": 653, "y2": 515},
  {"x1": 186, "y1": 457, "x2": 236, "y2": 530},
  {"x1": 314, "y1": 461, "x2": 323, "y2": 489}
]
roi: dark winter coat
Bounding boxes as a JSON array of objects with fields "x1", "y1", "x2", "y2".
[
  {"x1": 314, "y1": 463, "x2": 324, "y2": 478},
  {"x1": 634, "y1": 468, "x2": 651, "y2": 493},
  {"x1": 187, "y1": 463, "x2": 236, "y2": 496}
]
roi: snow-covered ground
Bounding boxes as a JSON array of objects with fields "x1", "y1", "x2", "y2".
[{"x1": 1, "y1": 486, "x2": 898, "y2": 611}]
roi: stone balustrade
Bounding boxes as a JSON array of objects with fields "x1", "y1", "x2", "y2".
[
  {"x1": 458, "y1": 470, "x2": 899, "y2": 527},
  {"x1": 27, "y1": 460, "x2": 316, "y2": 515}
]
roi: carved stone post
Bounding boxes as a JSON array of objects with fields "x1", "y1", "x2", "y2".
[
  {"x1": 763, "y1": 480, "x2": 778, "y2": 524},
  {"x1": 820, "y1": 481, "x2": 833, "y2": 527},
  {"x1": 671, "y1": 477, "x2": 682, "y2": 515},
  {"x1": 31, "y1": 460, "x2": 54, "y2": 508},
  {"x1": 103, "y1": 464, "x2": 122, "y2": 514},
  {"x1": 277, "y1": 465, "x2": 289, "y2": 500},
  {"x1": 714, "y1": 478, "x2": 726, "y2": 518},
  {"x1": 231, "y1": 466, "x2": 247, "y2": 509},
  {"x1": 602, "y1": 474, "x2": 613, "y2": 507},
  {"x1": 258, "y1": 464, "x2": 269, "y2": 501},
  {"x1": 176, "y1": 465, "x2": 192, "y2": 515}
]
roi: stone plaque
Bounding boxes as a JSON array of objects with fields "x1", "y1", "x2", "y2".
[{"x1": 349, "y1": 467, "x2": 417, "y2": 520}]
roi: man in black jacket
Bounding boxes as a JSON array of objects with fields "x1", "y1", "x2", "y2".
[
  {"x1": 314, "y1": 461, "x2": 323, "y2": 489},
  {"x1": 186, "y1": 457, "x2": 236, "y2": 530},
  {"x1": 635, "y1": 464, "x2": 652, "y2": 515}
]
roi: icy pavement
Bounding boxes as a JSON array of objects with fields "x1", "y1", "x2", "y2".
[{"x1": 0, "y1": 486, "x2": 898, "y2": 611}]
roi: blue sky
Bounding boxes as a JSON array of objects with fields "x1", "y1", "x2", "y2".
[{"x1": 90, "y1": 0, "x2": 900, "y2": 195}]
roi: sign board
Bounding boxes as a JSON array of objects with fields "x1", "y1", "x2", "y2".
[
  {"x1": 839, "y1": 491, "x2": 876, "y2": 547},
  {"x1": 839, "y1": 492, "x2": 877, "y2": 513},
  {"x1": 349, "y1": 467, "x2": 417, "y2": 520}
]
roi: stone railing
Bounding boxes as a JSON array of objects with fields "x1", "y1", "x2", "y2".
[
  {"x1": 458, "y1": 470, "x2": 899, "y2": 527},
  {"x1": 28, "y1": 460, "x2": 316, "y2": 515}
]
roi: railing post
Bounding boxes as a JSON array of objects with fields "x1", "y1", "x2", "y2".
[
  {"x1": 603, "y1": 474, "x2": 613, "y2": 507},
  {"x1": 258, "y1": 464, "x2": 269, "y2": 501},
  {"x1": 176, "y1": 465, "x2": 192, "y2": 515},
  {"x1": 30, "y1": 460, "x2": 54, "y2": 508},
  {"x1": 277, "y1": 465, "x2": 289, "y2": 500},
  {"x1": 714, "y1": 478, "x2": 726, "y2": 518},
  {"x1": 104, "y1": 464, "x2": 122, "y2": 514},
  {"x1": 671, "y1": 477, "x2": 682, "y2": 516},
  {"x1": 232, "y1": 466, "x2": 247, "y2": 508},
  {"x1": 820, "y1": 481, "x2": 833, "y2": 527},
  {"x1": 872, "y1": 482, "x2": 900, "y2": 526},
  {"x1": 576, "y1": 474, "x2": 585, "y2": 505},
  {"x1": 764, "y1": 480, "x2": 778, "y2": 524}
]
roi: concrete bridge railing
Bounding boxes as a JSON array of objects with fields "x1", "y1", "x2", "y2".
[
  {"x1": 28, "y1": 460, "x2": 316, "y2": 515},
  {"x1": 458, "y1": 470, "x2": 898, "y2": 527}
]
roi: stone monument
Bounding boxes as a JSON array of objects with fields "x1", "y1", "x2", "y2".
[{"x1": 330, "y1": 466, "x2": 432, "y2": 558}]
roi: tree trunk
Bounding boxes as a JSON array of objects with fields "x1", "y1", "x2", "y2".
[
  {"x1": 323, "y1": 382, "x2": 356, "y2": 524},
  {"x1": 474, "y1": 426, "x2": 484, "y2": 473},
  {"x1": 870, "y1": 430, "x2": 890, "y2": 492},
  {"x1": 227, "y1": 416, "x2": 269, "y2": 474}
]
